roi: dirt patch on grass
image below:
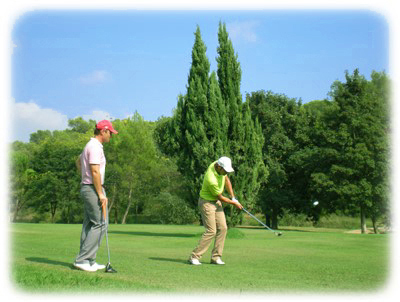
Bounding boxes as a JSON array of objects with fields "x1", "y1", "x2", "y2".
[{"x1": 345, "y1": 228, "x2": 387, "y2": 234}]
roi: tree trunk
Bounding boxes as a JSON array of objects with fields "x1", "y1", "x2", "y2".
[
  {"x1": 108, "y1": 184, "x2": 116, "y2": 212},
  {"x1": 51, "y1": 202, "x2": 57, "y2": 223},
  {"x1": 13, "y1": 199, "x2": 20, "y2": 222},
  {"x1": 265, "y1": 212, "x2": 271, "y2": 227},
  {"x1": 114, "y1": 203, "x2": 118, "y2": 224},
  {"x1": 122, "y1": 187, "x2": 132, "y2": 224},
  {"x1": 360, "y1": 205, "x2": 367, "y2": 234},
  {"x1": 67, "y1": 204, "x2": 71, "y2": 224},
  {"x1": 371, "y1": 215, "x2": 378, "y2": 234},
  {"x1": 271, "y1": 208, "x2": 278, "y2": 230}
]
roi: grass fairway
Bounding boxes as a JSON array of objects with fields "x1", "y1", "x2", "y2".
[{"x1": 10, "y1": 223, "x2": 389, "y2": 294}]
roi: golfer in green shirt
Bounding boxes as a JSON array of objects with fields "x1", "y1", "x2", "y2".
[{"x1": 189, "y1": 157, "x2": 243, "y2": 265}]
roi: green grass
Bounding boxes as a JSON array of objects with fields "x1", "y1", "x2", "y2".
[{"x1": 10, "y1": 223, "x2": 390, "y2": 293}]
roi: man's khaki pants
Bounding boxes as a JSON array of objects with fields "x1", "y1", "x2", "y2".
[{"x1": 190, "y1": 198, "x2": 228, "y2": 262}]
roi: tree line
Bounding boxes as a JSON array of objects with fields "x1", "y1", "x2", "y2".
[{"x1": 10, "y1": 23, "x2": 390, "y2": 233}]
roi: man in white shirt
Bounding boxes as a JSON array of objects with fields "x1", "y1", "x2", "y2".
[{"x1": 74, "y1": 120, "x2": 118, "y2": 272}]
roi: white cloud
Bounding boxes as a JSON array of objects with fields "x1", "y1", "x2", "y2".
[
  {"x1": 78, "y1": 70, "x2": 109, "y2": 85},
  {"x1": 226, "y1": 21, "x2": 260, "y2": 43},
  {"x1": 81, "y1": 110, "x2": 112, "y2": 122},
  {"x1": 11, "y1": 100, "x2": 69, "y2": 142}
]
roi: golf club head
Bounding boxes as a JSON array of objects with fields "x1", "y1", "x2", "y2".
[
  {"x1": 105, "y1": 263, "x2": 117, "y2": 273},
  {"x1": 276, "y1": 232, "x2": 283, "y2": 236}
]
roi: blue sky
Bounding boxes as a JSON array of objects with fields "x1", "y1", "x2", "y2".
[{"x1": 11, "y1": 10, "x2": 389, "y2": 142}]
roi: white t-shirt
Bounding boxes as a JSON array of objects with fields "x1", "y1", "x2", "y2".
[{"x1": 80, "y1": 138, "x2": 106, "y2": 185}]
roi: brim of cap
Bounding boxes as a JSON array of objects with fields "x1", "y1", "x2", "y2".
[
  {"x1": 224, "y1": 166, "x2": 234, "y2": 173},
  {"x1": 110, "y1": 129, "x2": 118, "y2": 134}
]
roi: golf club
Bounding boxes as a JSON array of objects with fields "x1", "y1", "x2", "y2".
[
  {"x1": 242, "y1": 208, "x2": 283, "y2": 236},
  {"x1": 102, "y1": 202, "x2": 117, "y2": 273}
]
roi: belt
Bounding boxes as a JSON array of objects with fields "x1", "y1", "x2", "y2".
[
  {"x1": 199, "y1": 197, "x2": 217, "y2": 203},
  {"x1": 82, "y1": 183, "x2": 106, "y2": 189}
]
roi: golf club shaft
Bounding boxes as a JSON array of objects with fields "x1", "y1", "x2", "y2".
[
  {"x1": 242, "y1": 208, "x2": 279, "y2": 234},
  {"x1": 102, "y1": 203, "x2": 111, "y2": 264}
]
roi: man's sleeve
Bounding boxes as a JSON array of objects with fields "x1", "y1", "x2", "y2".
[{"x1": 88, "y1": 145, "x2": 102, "y2": 165}]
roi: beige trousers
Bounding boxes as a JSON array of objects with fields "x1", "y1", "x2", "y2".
[{"x1": 190, "y1": 198, "x2": 228, "y2": 261}]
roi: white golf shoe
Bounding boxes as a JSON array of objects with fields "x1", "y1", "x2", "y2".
[
  {"x1": 211, "y1": 258, "x2": 225, "y2": 265},
  {"x1": 73, "y1": 262, "x2": 97, "y2": 272},
  {"x1": 189, "y1": 258, "x2": 202, "y2": 265},
  {"x1": 91, "y1": 263, "x2": 106, "y2": 270}
]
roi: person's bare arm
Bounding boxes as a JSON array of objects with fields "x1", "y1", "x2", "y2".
[
  {"x1": 90, "y1": 164, "x2": 108, "y2": 207},
  {"x1": 217, "y1": 176, "x2": 242, "y2": 210},
  {"x1": 225, "y1": 176, "x2": 235, "y2": 199}
]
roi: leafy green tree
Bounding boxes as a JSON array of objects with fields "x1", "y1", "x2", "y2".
[
  {"x1": 104, "y1": 114, "x2": 184, "y2": 224},
  {"x1": 28, "y1": 171, "x2": 59, "y2": 222},
  {"x1": 28, "y1": 130, "x2": 87, "y2": 223},
  {"x1": 10, "y1": 147, "x2": 36, "y2": 221},
  {"x1": 325, "y1": 70, "x2": 389, "y2": 233},
  {"x1": 68, "y1": 117, "x2": 96, "y2": 134},
  {"x1": 287, "y1": 99, "x2": 337, "y2": 224},
  {"x1": 301, "y1": 70, "x2": 390, "y2": 233},
  {"x1": 247, "y1": 91, "x2": 304, "y2": 229},
  {"x1": 30, "y1": 130, "x2": 52, "y2": 144},
  {"x1": 367, "y1": 71, "x2": 390, "y2": 232},
  {"x1": 143, "y1": 192, "x2": 197, "y2": 225}
]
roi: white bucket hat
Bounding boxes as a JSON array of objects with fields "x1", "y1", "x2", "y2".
[{"x1": 217, "y1": 156, "x2": 234, "y2": 173}]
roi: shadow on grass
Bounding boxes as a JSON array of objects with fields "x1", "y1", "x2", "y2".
[
  {"x1": 148, "y1": 257, "x2": 189, "y2": 264},
  {"x1": 26, "y1": 257, "x2": 74, "y2": 269},
  {"x1": 108, "y1": 231, "x2": 196, "y2": 238},
  {"x1": 236, "y1": 226, "x2": 311, "y2": 232}
]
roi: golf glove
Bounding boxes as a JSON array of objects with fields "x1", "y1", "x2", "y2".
[{"x1": 232, "y1": 197, "x2": 239, "y2": 203}]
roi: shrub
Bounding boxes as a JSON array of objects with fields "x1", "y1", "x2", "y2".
[
  {"x1": 143, "y1": 192, "x2": 197, "y2": 225},
  {"x1": 279, "y1": 211, "x2": 313, "y2": 227},
  {"x1": 315, "y1": 214, "x2": 372, "y2": 229}
]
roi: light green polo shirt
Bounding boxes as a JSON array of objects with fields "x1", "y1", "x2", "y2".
[{"x1": 199, "y1": 161, "x2": 226, "y2": 201}]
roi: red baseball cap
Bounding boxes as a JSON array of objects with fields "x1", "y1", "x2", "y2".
[{"x1": 96, "y1": 120, "x2": 118, "y2": 134}]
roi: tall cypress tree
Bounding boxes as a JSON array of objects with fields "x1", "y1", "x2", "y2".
[
  {"x1": 206, "y1": 71, "x2": 228, "y2": 159},
  {"x1": 217, "y1": 22, "x2": 244, "y2": 157},
  {"x1": 155, "y1": 24, "x2": 266, "y2": 225},
  {"x1": 216, "y1": 22, "x2": 266, "y2": 225},
  {"x1": 176, "y1": 26, "x2": 213, "y2": 203}
]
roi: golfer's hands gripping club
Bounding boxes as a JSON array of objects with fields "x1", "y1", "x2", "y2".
[
  {"x1": 100, "y1": 194, "x2": 108, "y2": 221},
  {"x1": 232, "y1": 197, "x2": 243, "y2": 210},
  {"x1": 99, "y1": 194, "x2": 108, "y2": 207}
]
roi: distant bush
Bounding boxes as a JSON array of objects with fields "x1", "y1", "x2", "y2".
[
  {"x1": 241, "y1": 210, "x2": 375, "y2": 230},
  {"x1": 315, "y1": 214, "x2": 372, "y2": 229},
  {"x1": 143, "y1": 192, "x2": 197, "y2": 225},
  {"x1": 241, "y1": 212, "x2": 266, "y2": 227},
  {"x1": 279, "y1": 212, "x2": 314, "y2": 227}
]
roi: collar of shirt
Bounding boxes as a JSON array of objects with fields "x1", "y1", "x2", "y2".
[
  {"x1": 211, "y1": 162, "x2": 223, "y2": 178},
  {"x1": 90, "y1": 137, "x2": 104, "y2": 149}
]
